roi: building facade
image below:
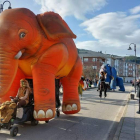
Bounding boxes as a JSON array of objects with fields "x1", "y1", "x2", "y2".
[
  {"x1": 78, "y1": 49, "x2": 139, "y2": 82},
  {"x1": 78, "y1": 49, "x2": 107, "y2": 71}
]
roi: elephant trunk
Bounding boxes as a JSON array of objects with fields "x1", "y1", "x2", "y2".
[{"x1": 0, "y1": 50, "x2": 18, "y2": 97}]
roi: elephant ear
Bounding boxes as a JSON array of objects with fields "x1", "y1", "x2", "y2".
[{"x1": 37, "y1": 12, "x2": 76, "y2": 41}]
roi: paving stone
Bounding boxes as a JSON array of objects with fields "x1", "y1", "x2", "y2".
[
  {"x1": 135, "y1": 99, "x2": 140, "y2": 140},
  {"x1": 121, "y1": 126, "x2": 135, "y2": 135},
  {"x1": 122, "y1": 122, "x2": 135, "y2": 127},
  {"x1": 119, "y1": 132, "x2": 134, "y2": 140},
  {"x1": 124, "y1": 118, "x2": 135, "y2": 123},
  {"x1": 118, "y1": 99, "x2": 139, "y2": 140},
  {"x1": 135, "y1": 134, "x2": 140, "y2": 140},
  {"x1": 135, "y1": 129, "x2": 140, "y2": 135},
  {"x1": 119, "y1": 137, "x2": 134, "y2": 140}
]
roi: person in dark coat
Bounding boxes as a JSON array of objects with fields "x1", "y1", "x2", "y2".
[
  {"x1": 55, "y1": 79, "x2": 61, "y2": 108},
  {"x1": 136, "y1": 79, "x2": 140, "y2": 98},
  {"x1": 99, "y1": 72, "x2": 107, "y2": 98}
]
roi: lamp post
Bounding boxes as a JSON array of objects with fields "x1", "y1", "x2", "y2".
[
  {"x1": 128, "y1": 43, "x2": 140, "y2": 113},
  {"x1": 0, "y1": 0, "x2": 12, "y2": 13},
  {"x1": 128, "y1": 43, "x2": 137, "y2": 93}
]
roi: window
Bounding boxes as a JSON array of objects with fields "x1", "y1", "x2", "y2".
[
  {"x1": 100, "y1": 59, "x2": 103, "y2": 63},
  {"x1": 92, "y1": 58, "x2": 97, "y2": 62},
  {"x1": 84, "y1": 58, "x2": 88, "y2": 62},
  {"x1": 92, "y1": 66, "x2": 97, "y2": 69},
  {"x1": 98, "y1": 58, "x2": 101, "y2": 62}
]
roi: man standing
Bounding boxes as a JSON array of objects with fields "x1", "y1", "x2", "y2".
[{"x1": 99, "y1": 72, "x2": 107, "y2": 98}]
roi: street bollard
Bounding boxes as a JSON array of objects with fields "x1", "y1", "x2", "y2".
[{"x1": 130, "y1": 93, "x2": 134, "y2": 100}]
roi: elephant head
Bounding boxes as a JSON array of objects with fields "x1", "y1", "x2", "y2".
[
  {"x1": 0, "y1": 8, "x2": 42, "y2": 96},
  {"x1": 0, "y1": 8, "x2": 76, "y2": 97}
]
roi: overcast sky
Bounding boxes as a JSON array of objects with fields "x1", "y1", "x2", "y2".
[{"x1": 1, "y1": 0, "x2": 140, "y2": 56}]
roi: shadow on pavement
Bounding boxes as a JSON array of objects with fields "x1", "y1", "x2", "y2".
[
  {"x1": 82, "y1": 93, "x2": 128, "y2": 106},
  {"x1": 0, "y1": 114, "x2": 121, "y2": 140}
]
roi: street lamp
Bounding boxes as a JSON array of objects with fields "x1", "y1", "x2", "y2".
[
  {"x1": 127, "y1": 43, "x2": 139, "y2": 113},
  {"x1": 0, "y1": 0, "x2": 12, "y2": 13},
  {"x1": 128, "y1": 43, "x2": 137, "y2": 93}
]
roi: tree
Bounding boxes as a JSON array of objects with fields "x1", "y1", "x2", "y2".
[
  {"x1": 83, "y1": 66, "x2": 97, "y2": 80},
  {"x1": 125, "y1": 56, "x2": 136, "y2": 62}
]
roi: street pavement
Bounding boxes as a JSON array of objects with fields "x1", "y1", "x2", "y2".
[
  {"x1": 113, "y1": 87, "x2": 140, "y2": 140},
  {"x1": 0, "y1": 84, "x2": 131, "y2": 140}
]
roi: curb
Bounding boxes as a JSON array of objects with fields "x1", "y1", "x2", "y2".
[
  {"x1": 112, "y1": 87, "x2": 132, "y2": 140},
  {"x1": 105, "y1": 94, "x2": 130, "y2": 140},
  {"x1": 112, "y1": 98, "x2": 130, "y2": 140}
]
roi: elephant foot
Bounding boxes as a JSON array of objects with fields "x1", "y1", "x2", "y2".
[
  {"x1": 33, "y1": 109, "x2": 55, "y2": 121},
  {"x1": 62, "y1": 102, "x2": 80, "y2": 114}
]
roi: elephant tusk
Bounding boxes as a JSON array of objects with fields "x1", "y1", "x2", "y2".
[{"x1": 14, "y1": 51, "x2": 22, "y2": 59}]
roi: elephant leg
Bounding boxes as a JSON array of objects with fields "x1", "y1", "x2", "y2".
[
  {"x1": 0, "y1": 68, "x2": 25, "y2": 103},
  {"x1": 61, "y1": 57, "x2": 82, "y2": 114},
  {"x1": 32, "y1": 65, "x2": 56, "y2": 121},
  {"x1": 32, "y1": 43, "x2": 68, "y2": 121}
]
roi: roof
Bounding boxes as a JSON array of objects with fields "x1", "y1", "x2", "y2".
[
  {"x1": 78, "y1": 49, "x2": 108, "y2": 59},
  {"x1": 106, "y1": 54, "x2": 123, "y2": 59}
]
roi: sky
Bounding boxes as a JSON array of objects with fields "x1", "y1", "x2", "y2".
[{"x1": 1, "y1": 0, "x2": 140, "y2": 56}]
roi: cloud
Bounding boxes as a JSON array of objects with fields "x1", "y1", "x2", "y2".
[
  {"x1": 76, "y1": 40, "x2": 140, "y2": 56},
  {"x1": 34, "y1": 0, "x2": 107, "y2": 20},
  {"x1": 79, "y1": 12, "x2": 140, "y2": 55},
  {"x1": 81, "y1": 12, "x2": 140, "y2": 44},
  {"x1": 33, "y1": 1, "x2": 140, "y2": 56},
  {"x1": 130, "y1": 5, "x2": 140, "y2": 14}
]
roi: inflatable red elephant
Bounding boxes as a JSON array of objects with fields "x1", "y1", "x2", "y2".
[{"x1": 0, "y1": 8, "x2": 82, "y2": 121}]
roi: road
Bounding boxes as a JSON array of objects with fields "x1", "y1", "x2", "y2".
[{"x1": 0, "y1": 84, "x2": 131, "y2": 140}]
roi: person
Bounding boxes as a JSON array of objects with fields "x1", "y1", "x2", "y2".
[
  {"x1": 99, "y1": 71, "x2": 107, "y2": 98},
  {"x1": 110, "y1": 76, "x2": 115, "y2": 91},
  {"x1": 55, "y1": 79, "x2": 61, "y2": 108},
  {"x1": 86, "y1": 79, "x2": 89, "y2": 88},
  {"x1": 83, "y1": 79, "x2": 87, "y2": 90},
  {"x1": 93, "y1": 78, "x2": 97, "y2": 87},
  {"x1": 89, "y1": 79, "x2": 92, "y2": 87},
  {"x1": 97, "y1": 79, "x2": 100, "y2": 91},
  {"x1": 81, "y1": 77, "x2": 87, "y2": 90},
  {"x1": 136, "y1": 79, "x2": 140, "y2": 97},
  {"x1": 78, "y1": 77, "x2": 84, "y2": 100},
  {"x1": 17, "y1": 79, "x2": 32, "y2": 107},
  {"x1": 132, "y1": 80, "x2": 134, "y2": 87},
  {"x1": 10, "y1": 79, "x2": 32, "y2": 119}
]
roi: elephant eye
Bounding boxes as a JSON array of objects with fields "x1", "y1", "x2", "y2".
[{"x1": 19, "y1": 32, "x2": 26, "y2": 38}]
